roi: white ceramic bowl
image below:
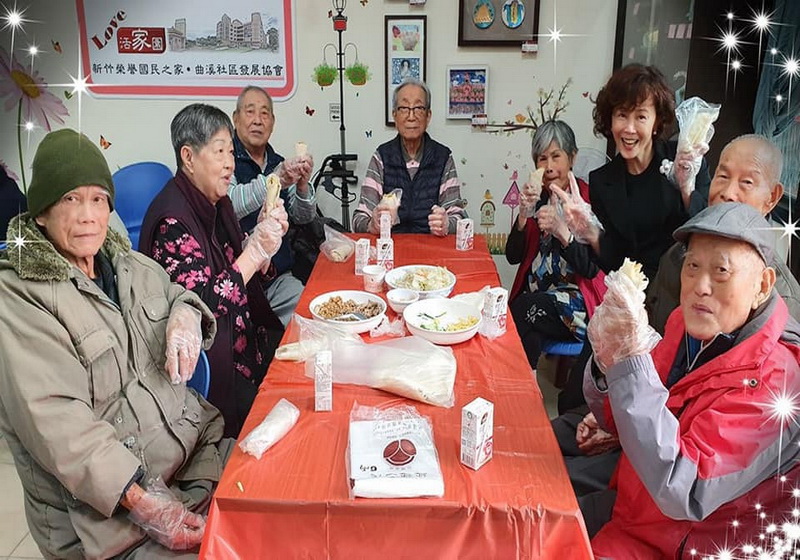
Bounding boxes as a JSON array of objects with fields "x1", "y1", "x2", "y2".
[
  {"x1": 385, "y1": 265, "x2": 457, "y2": 299},
  {"x1": 309, "y1": 290, "x2": 386, "y2": 334},
  {"x1": 386, "y1": 288, "x2": 420, "y2": 314},
  {"x1": 403, "y1": 298, "x2": 482, "y2": 345}
]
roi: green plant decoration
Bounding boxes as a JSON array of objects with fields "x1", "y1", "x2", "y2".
[
  {"x1": 344, "y1": 61, "x2": 370, "y2": 86},
  {"x1": 313, "y1": 63, "x2": 338, "y2": 87}
]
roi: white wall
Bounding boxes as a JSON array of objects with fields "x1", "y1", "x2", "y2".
[{"x1": 1, "y1": 0, "x2": 619, "y2": 287}]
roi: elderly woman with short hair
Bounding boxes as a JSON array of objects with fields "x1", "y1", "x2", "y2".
[
  {"x1": 505, "y1": 119, "x2": 605, "y2": 369},
  {"x1": 0, "y1": 128, "x2": 226, "y2": 558},
  {"x1": 141, "y1": 103, "x2": 287, "y2": 438}
]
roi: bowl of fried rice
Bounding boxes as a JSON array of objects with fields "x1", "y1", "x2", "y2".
[
  {"x1": 309, "y1": 290, "x2": 387, "y2": 334},
  {"x1": 385, "y1": 265, "x2": 456, "y2": 299},
  {"x1": 403, "y1": 298, "x2": 482, "y2": 345}
]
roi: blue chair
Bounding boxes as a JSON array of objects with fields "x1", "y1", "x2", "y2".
[
  {"x1": 541, "y1": 339, "x2": 584, "y2": 389},
  {"x1": 188, "y1": 350, "x2": 211, "y2": 398},
  {"x1": 111, "y1": 162, "x2": 173, "y2": 251}
]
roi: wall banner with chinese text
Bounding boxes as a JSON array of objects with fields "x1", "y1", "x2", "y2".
[{"x1": 77, "y1": 0, "x2": 295, "y2": 99}]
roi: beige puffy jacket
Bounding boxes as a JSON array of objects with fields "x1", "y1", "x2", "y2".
[{"x1": 0, "y1": 214, "x2": 224, "y2": 559}]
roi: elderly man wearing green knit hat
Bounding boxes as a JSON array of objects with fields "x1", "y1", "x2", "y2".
[{"x1": 0, "y1": 128, "x2": 231, "y2": 559}]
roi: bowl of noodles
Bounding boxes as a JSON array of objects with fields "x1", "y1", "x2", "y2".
[
  {"x1": 309, "y1": 290, "x2": 387, "y2": 334},
  {"x1": 385, "y1": 265, "x2": 456, "y2": 299},
  {"x1": 403, "y1": 298, "x2": 482, "y2": 345}
]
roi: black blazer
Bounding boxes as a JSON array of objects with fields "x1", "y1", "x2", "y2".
[{"x1": 588, "y1": 139, "x2": 710, "y2": 279}]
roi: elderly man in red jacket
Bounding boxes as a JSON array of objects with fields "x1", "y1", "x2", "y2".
[{"x1": 583, "y1": 202, "x2": 800, "y2": 559}]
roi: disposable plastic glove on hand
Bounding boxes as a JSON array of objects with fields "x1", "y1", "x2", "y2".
[
  {"x1": 165, "y1": 303, "x2": 203, "y2": 384},
  {"x1": 127, "y1": 477, "x2": 206, "y2": 550},
  {"x1": 587, "y1": 259, "x2": 661, "y2": 374},
  {"x1": 550, "y1": 173, "x2": 604, "y2": 245}
]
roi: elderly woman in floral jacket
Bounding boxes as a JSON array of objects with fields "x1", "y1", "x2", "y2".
[
  {"x1": 0, "y1": 129, "x2": 227, "y2": 559},
  {"x1": 140, "y1": 103, "x2": 288, "y2": 438}
]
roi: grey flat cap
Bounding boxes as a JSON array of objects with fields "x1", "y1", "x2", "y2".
[{"x1": 673, "y1": 202, "x2": 775, "y2": 264}]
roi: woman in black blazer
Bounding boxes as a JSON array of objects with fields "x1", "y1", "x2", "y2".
[{"x1": 581, "y1": 64, "x2": 710, "y2": 281}]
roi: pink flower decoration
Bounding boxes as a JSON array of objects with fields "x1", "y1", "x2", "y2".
[{"x1": 0, "y1": 49, "x2": 69, "y2": 131}]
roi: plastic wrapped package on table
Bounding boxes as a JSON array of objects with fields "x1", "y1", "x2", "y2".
[{"x1": 200, "y1": 234, "x2": 593, "y2": 560}]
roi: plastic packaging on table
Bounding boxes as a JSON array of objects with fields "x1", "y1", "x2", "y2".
[
  {"x1": 347, "y1": 402, "x2": 444, "y2": 498},
  {"x1": 587, "y1": 259, "x2": 661, "y2": 374},
  {"x1": 238, "y1": 398, "x2": 300, "y2": 459},
  {"x1": 319, "y1": 224, "x2": 356, "y2": 263},
  {"x1": 368, "y1": 314, "x2": 406, "y2": 338},
  {"x1": 274, "y1": 314, "x2": 360, "y2": 362},
  {"x1": 302, "y1": 332, "x2": 457, "y2": 408}
]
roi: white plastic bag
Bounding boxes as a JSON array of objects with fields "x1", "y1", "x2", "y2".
[
  {"x1": 274, "y1": 314, "x2": 360, "y2": 362},
  {"x1": 319, "y1": 224, "x2": 356, "y2": 263},
  {"x1": 347, "y1": 402, "x2": 444, "y2": 498},
  {"x1": 587, "y1": 259, "x2": 661, "y2": 373},
  {"x1": 368, "y1": 315, "x2": 406, "y2": 338},
  {"x1": 238, "y1": 399, "x2": 300, "y2": 459},
  {"x1": 304, "y1": 335, "x2": 457, "y2": 407}
]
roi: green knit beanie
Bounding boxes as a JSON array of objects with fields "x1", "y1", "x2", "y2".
[{"x1": 27, "y1": 129, "x2": 115, "y2": 217}]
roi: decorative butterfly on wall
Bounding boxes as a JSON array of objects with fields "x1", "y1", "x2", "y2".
[
  {"x1": 99, "y1": 135, "x2": 111, "y2": 149},
  {"x1": 365, "y1": 130, "x2": 372, "y2": 138},
  {"x1": 360, "y1": 0, "x2": 368, "y2": 5},
  {"x1": 63, "y1": 90, "x2": 73, "y2": 100},
  {"x1": 51, "y1": 40, "x2": 62, "y2": 54},
  {"x1": 305, "y1": 106, "x2": 315, "y2": 117}
]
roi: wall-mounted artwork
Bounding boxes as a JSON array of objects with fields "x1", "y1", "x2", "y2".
[
  {"x1": 458, "y1": 0, "x2": 540, "y2": 47},
  {"x1": 385, "y1": 15, "x2": 427, "y2": 126},
  {"x1": 446, "y1": 66, "x2": 488, "y2": 119}
]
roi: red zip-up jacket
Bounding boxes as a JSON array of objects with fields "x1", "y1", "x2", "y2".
[{"x1": 586, "y1": 294, "x2": 800, "y2": 559}]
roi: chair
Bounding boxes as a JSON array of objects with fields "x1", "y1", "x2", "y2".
[
  {"x1": 540, "y1": 339, "x2": 584, "y2": 389},
  {"x1": 111, "y1": 162, "x2": 173, "y2": 251},
  {"x1": 188, "y1": 350, "x2": 211, "y2": 398}
]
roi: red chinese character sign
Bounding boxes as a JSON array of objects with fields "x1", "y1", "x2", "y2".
[{"x1": 76, "y1": 0, "x2": 296, "y2": 99}]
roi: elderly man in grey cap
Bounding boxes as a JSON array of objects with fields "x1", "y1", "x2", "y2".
[{"x1": 579, "y1": 201, "x2": 800, "y2": 557}]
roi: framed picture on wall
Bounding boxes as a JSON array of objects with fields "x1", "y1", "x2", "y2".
[
  {"x1": 446, "y1": 66, "x2": 488, "y2": 119},
  {"x1": 458, "y1": 0, "x2": 540, "y2": 47},
  {"x1": 385, "y1": 15, "x2": 427, "y2": 126}
]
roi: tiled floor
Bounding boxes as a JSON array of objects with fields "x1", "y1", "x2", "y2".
[
  {"x1": 0, "y1": 435, "x2": 42, "y2": 560},
  {"x1": 0, "y1": 373, "x2": 560, "y2": 560}
]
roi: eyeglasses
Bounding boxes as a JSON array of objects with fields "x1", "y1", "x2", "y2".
[{"x1": 395, "y1": 105, "x2": 429, "y2": 117}]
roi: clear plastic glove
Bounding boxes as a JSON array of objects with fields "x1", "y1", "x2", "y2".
[
  {"x1": 587, "y1": 259, "x2": 662, "y2": 374},
  {"x1": 668, "y1": 142, "x2": 709, "y2": 195},
  {"x1": 550, "y1": 173, "x2": 604, "y2": 245},
  {"x1": 256, "y1": 194, "x2": 289, "y2": 235},
  {"x1": 276, "y1": 155, "x2": 314, "y2": 188},
  {"x1": 535, "y1": 197, "x2": 570, "y2": 244},
  {"x1": 244, "y1": 214, "x2": 284, "y2": 270},
  {"x1": 428, "y1": 205, "x2": 449, "y2": 237},
  {"x1": 575, "y1": 412, "x2": 620, "y2": 456},
  {"x1": 127, "y1": 477, "x2": 205, "y2": 550},
  {"x1": 518, "y1": 184, "x2": 540, "y2": 224},
  {"x1": 165, "y1": 303, "x2": 202, "y2": 384}
]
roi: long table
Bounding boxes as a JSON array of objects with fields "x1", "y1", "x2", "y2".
[{"x1": 200, "y1": 234, "x2": 593, "y2": 559}]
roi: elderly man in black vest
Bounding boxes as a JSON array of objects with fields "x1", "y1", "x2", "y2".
[{"x1": 353, "y1": 79, "x2": 467, "y2": 235}]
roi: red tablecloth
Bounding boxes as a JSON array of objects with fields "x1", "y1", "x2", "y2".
[{"x1": 200, "y1": 235, "x2": 592, "y2": 559}]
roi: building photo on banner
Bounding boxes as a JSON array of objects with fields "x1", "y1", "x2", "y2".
[
  {"x1": 76, "y1": 0, "x2": 295, "y2": 98},
  {"x1": 384, "y1": 14, "x2": 426, "y2": 125},
  {"x1": 446, "y1": 65, "x2": 488, "y2": 119}
]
